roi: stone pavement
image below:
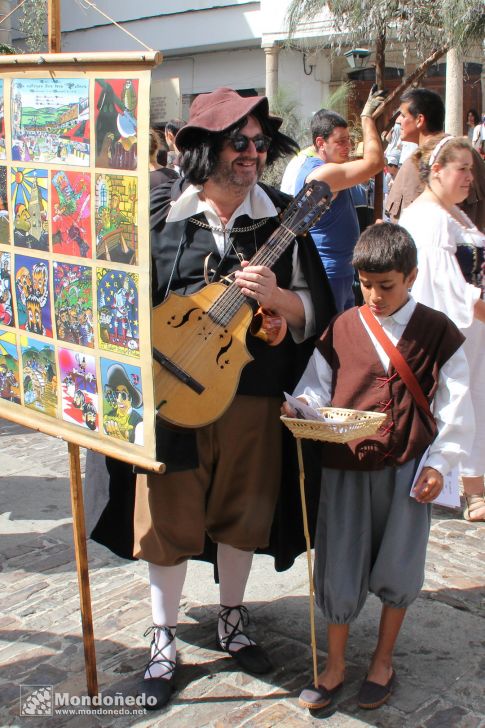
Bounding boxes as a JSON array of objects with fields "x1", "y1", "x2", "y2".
[{"x1": 0, "y1": 418, "x2": 484, "y2": 728}]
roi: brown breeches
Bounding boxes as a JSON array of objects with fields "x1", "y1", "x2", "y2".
[{"x1": 133, "y1": 395, "x2": 282, "y2": 565}]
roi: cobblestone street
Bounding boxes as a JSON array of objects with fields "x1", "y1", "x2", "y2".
[{"x1": 0, "y1": 419, "x2": 484, "y2": 727}]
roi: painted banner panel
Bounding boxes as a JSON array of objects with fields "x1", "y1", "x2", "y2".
[{"x1": 0, "y1": 59, "x2": 157, "y2": 467}]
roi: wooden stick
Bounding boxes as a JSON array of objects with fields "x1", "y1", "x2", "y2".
[
  {"x1": 296, "y1": 438, "x2": 319, "y2": 688},
  {"x1": 372, "y1": 45, "x2": 449, "y2": 121},
  {"x1": 68, "y1": 442, "x2": 98, "y2": 698},
  {"x1": 0, "y1": 404, "x2": 165, "y2": 472},
  {"x1": 47, "y1": 0, "x2": 61, "y2": 53},
  {"x1": 0, "y1": 50, "x2": 162, "y2": 67}
]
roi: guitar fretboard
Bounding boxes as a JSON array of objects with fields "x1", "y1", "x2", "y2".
[{"x1": 208, "y1": 224, "x2": 296, "y2": 326}]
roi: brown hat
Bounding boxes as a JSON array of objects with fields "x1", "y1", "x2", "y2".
[{"x1": 175, "y1": 87, "x2": 282, "y2": 149}]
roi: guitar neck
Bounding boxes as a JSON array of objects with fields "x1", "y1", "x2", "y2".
[{"x1": 208, "y1": 224, "x2": 296, "y2": 327}]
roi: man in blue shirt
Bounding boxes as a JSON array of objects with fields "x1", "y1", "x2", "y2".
[{"x1": 295, "y1": 90, "x2": 385, "y2": 311}]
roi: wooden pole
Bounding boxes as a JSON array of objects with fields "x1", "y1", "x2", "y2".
[
  {"x1": 372, "y1": 45, "x2": 449, "y2": 124},
  {"x1": 296, "y1": 439, "x2": 319, "y2": 688},
  {"x1": 68, "y1": 443, "x2": 98, "y2": 697},
  {"x1": 47, "y1": 0, "x2": 61, "y2": 53},
  {"x1": 47, "y1": 0, "x2": 98, "y2": 697}
]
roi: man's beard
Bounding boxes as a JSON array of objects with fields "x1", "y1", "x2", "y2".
[{"x1": 211, "y1": 157, "x2": 263, "y2": 189}]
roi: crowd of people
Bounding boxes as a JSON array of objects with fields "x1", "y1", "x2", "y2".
[{"x1": 85, "y1": 83, "x2": 484, "y2": 714}]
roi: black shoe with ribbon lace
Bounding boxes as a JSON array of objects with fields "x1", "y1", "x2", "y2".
[
  {"x1": 137, "y1": 625, "x2": 176, "y2": 711},
  {"x1": 216, "y1": 605, "x2": 272, "y2": 675}
]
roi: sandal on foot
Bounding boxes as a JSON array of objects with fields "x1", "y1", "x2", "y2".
[
  {"x1": 358, "y1": 669, "x2": 396, "y2": 710},
  {"x1": 138, "y1": 625, "x2": 176, "y2": 711},
  {"x1": 463, "y1": 494, "x2": 485, "y2": 522},
  {"x1": 216, "y1": 605, "x2": 272, "y2": 675},
  {"x1": 299, "y1": 681, "x2": 343, "y2": 710}
]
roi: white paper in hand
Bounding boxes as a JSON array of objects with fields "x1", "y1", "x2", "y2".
[
  {"x1": 410, "y1": 447, "x2": 461, "y2": 508},
  {"x1": 283, "y1": 392, "x2": 325, "y2": 421}
]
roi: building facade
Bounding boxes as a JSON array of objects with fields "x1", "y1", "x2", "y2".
[{"x1": 9, "y1": 0, "x2": 485, "y2": 133}]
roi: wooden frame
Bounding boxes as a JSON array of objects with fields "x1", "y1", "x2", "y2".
[{"x1": 0, "y1": 52, "x2": 164, "y2": 473}]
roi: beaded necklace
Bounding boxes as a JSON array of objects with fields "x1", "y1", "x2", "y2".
[{"x1": 188, "y1": 216, "x2": 269, "y2": 235}]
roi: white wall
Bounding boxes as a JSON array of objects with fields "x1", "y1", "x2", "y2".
[
  {"x1": 59, "y1": 0, "x2": 258, "y2": 31},
  {"x1": 58, "y1": 1, "x2": 262, "y2": 55},
  {"x1": 153, "y1": 47, "x2": 266, "y2": 96}
]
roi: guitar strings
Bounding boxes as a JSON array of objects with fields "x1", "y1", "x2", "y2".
[{"x1": 155, "y1": 205, "x2": 314, "y2": 395}]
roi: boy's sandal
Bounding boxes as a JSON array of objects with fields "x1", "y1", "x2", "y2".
[
  {"x1": 358, "y1": 669, "x2": 396, "y2": 710},
  {"x1": 463, "y1": 494, "x2": 485, "y2": 522},
  {"x1": 298, "y1": 681, "x2": 343, "y2": 710}
]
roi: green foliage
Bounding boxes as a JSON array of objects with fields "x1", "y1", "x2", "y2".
[
  {"x1": 261, "y1": 87, "x2": 307, "y2": 188},
  {"x1": 0, "y1": 43, "x2": 16, "y2": 55},
  {"x1": 286, "y1": 0, "x2": 484, "y2": 59},
  {"x1": 325, "y1": 81, "x2": 354, "y2": 118},
  {"x1": 17, "y1": 0, "x2": 48, "y2": 53}
]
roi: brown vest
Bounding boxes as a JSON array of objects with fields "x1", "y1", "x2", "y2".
[{"x1": 317, "y1": 305, "x2": 464, "y2": 471}]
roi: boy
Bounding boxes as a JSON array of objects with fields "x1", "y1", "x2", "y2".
[{"x1": 283, "y1": 223, "x2": 474, "y2": 710}]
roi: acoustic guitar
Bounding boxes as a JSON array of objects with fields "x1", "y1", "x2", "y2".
[{"x1": 152, "y1": 179, "x2": 331, "y2": 428}]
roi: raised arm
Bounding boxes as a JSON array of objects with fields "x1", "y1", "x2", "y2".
[
  {"x1": 307, "y1": 88, "x2": 386, "y2": 193},
  {"x1": 307, "y1": 116, "x2": 384, "y2": 193}
]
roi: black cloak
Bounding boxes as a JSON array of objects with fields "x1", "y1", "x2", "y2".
[{"x1": 89, "y1": 178, "x2": 336, "y2": 573}]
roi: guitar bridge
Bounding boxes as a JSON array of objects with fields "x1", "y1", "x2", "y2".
[{"x1": 153, "y1": 347, "x2": 205, "y2": 397}]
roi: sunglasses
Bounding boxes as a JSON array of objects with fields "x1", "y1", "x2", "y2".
[{"x1": 227, "y1": 133, "x2": 272, "y2": 153}]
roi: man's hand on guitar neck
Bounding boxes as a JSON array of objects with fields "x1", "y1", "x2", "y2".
[{"x1": 234, "y1": 260, "x2": 305, "y2": 329}]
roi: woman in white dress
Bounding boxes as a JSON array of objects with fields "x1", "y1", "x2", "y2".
[{"x1": 400, "y1": 135, "x2": 485, "y2": 521}]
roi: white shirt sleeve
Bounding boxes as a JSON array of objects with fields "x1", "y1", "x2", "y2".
[
  {"x1": 400, "y1": 204, "x2": 480, "y2": 330},
  {"x1": 292, "y1": 347, "x2": 333, "y2": 407},
  {"x1": 425, "y1": 345, "x2": 474, "y2": 475},
  {"x1": 287, "y1": 242, "x2": 316, "y2": 342}
]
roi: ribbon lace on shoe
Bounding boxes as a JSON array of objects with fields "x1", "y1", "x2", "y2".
[
  {"x1": 218, "y1": 605, "x2": 254, "y2": 650},
  {"x1": 143, "y1": 624, "x2": 176, "y2": 679}
]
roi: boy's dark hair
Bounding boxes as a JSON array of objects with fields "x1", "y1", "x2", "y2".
[
  {"x1": 179, "y1": 109, "x2": 299, "y2": 185},
  {"x1": 165, "y1": 119, "x2": 186, "y2": 136},
  {"x1": 310, "y1": 109, "x2": 348, "y2": 145},
  {"x1": 352, "y1": 222, "x2": 417, "y2": 277},
  {"x1": 400, "y1": 88, "x2": 445, "y2": 134}
]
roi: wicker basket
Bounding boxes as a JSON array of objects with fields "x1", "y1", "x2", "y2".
[{"x1": 281, "y1": 407, "x2": 387, "y2": 443}]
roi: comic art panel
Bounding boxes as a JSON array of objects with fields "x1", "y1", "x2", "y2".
[
  {"x1": 53, "y1": 261, "x2": 93, "y2": 347},
  {"x1": 0, "y1": 80, "x2": 5, "y2": 161},
  {"x1": 0, "y1": 166, "x2": 9, "y2": 245},
  {"x1": 11, "y1": 78, "x2": 90, "y2": 166},
  {"x1": 20, "y1": 336, "x2": 57, "y2": 416},
  {"x1": 96, "y1": 267, "x2": 139, "y2": 357},
  {"x1": 94, "y1": 79, "x2": 138, "y2": 171},
  {"x1": 11, "y1": 168, "x2": 49, "y2": 251},
  {"x1": 58, "y1": 347, "x2": 98, "y2": 431},
  {"x1": 0, "y1": 328, "x2": 20, "y2": 404},
  {"x1": 14, "y1": 254, "x2": 52, "y2": 337},
  {"x1": 95, "y1": 173, "x2": 137, "y2": 264},
  {"x1": 100, "y1": 357, "x2": 143, "y2": 445},
  {"x1": 0, "y1": 252, "x2": 14, "y2": 327},
  {"x1": 51, "y1": 170, "x2": 92, "y2": 258}
]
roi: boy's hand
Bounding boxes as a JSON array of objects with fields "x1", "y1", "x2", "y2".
[
  {"x1": 281, "y1": 401, "x2": 297, "y2": 417},
  {"x1": 281, "y1": 398, "x2": 308, "y2": 418},
  {"x1": 412, "y1": 467, "x2": 444, "y2": 503}
]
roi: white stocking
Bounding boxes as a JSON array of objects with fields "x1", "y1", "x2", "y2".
[
  {"x1": 144, "y1": 561, "x2": 187, "y2": 679},
  {"x1": 217, "y1": 544, "x2": 254, "y2": 651}
]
